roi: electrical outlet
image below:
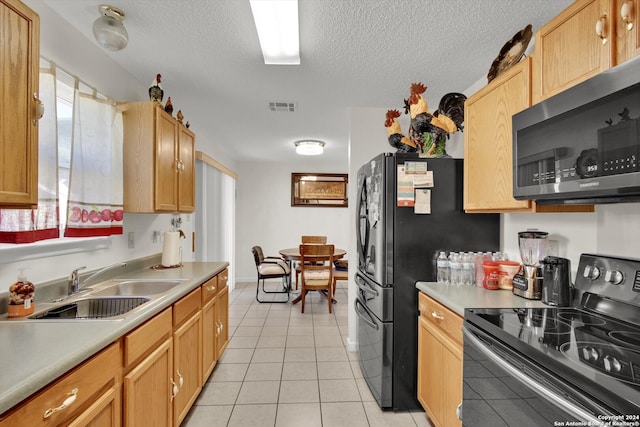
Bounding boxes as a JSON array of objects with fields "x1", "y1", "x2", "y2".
[
  {"x1": 547, "y1": 239, "x2": 559, "y2": 257},
  {"x1": 152, "y1": 230, "x2": 159, "y2": 243},
  {"x1": 128, "y1": 232, "x2": 135, "y2": 249}
]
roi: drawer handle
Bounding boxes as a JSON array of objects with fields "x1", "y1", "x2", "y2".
[
  {"x1": 595, "y1": 14, "x2": 608, "y2": 44},
  {"x1": 431, "y1": 311, "x2": 445, "y2": 320},
  {"x1": 621, "y1": 1, "x2": 634, "y2": 30},
  {"x1": 171, "y1": 379, "x2": 179, "y2": 401},
  {"x1": 206, "y1": 286, "x2": 216, "y2": 292},
  {"x1": 43, "y1": 388, "x2": 78, "y2": 419}
]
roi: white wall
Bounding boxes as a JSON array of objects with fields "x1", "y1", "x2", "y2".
[{"x1": 235, "y1": 159, "x2": 350, "y2": 282}]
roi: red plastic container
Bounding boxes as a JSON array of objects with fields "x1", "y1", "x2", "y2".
[{"x1": 482, "y1": 261, "x2": 501, "y2": 290}]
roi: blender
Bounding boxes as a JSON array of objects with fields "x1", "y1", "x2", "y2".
[{"x1": 512, "y1": 230, "x2": 548, "y2": 299}]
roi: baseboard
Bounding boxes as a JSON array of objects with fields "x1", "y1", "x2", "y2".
[{"x1": 346, "y1": 335, "x2": 358, "y2": 352}]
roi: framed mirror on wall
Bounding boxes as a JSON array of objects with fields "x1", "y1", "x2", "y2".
[{"x1": 291, "y1": 173, "x2": 348, "y2": 207}]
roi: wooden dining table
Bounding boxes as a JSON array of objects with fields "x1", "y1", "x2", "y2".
[{"x1": 279, "y1": 247, "x2": 347, "y2": 305}]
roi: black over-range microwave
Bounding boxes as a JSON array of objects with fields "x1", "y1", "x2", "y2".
[{"x1": 513, "y1": 55, "x2": 640, "y2": 204}]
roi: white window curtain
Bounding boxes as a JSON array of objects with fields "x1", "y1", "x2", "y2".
[
  {"x1": 0, "y1": 66, "x2": 59, "y2": 243},
  {"x1": 64, "y1": 84, "x2": 123, "y2": 237}
]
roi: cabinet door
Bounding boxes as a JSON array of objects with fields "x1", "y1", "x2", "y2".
[
  {"x1": 418, "y1": 316, "x2": 462, "y2": 427},
  {"x1": 464, "y1": 59, "x2": 532, "y2": 212},
  {"x1": 0, "y1": 0, "x2": 39, "y2": 207},
  {"x1": 67, "y1": 384, "x2": 121, "y2": 427},
  {"x1": 201, "y1": 296, "x2": 217, "y2": 383},
  {"x1": 124, "y1": 338, "x2": 173, "y2": 427},
  {"x1": 615, "y1": 0, "x2": 640, "y2": 63},
  {"x1": 178, "y1": 126, "x2": 195, "y2": 212},
  {"x1": 533, "y1": 0, "x2": 613, "y2": 103},
  {"x1": 215, "y1": 285, "x2": 229, "y2": 360},
  {"x1": 173, "y1": 311, "x2": 202, "y2": 427},
  {"x1": 155, "y1": 109, "x2": 178, "y2": 211}
]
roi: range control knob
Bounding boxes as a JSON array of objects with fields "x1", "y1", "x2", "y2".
[
  {"x1": 603, "y1": 355, "x2": 622, "y2": 373},
  {"x1": 582, "y1": 346, "x2": 599, "y2": 362},
  {"x1": 583, "y1": 265, "x2": 601, "y2": 280},
  {"x1": 604, "y1": 270, "x2": 624, "y2": 285}
]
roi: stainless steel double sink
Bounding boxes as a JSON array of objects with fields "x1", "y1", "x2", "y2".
[{"x1": 23, "y1": 279, "x2": 184, "y2": 321}]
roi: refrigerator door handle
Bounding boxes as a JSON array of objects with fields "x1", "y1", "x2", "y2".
[
  {"x1": 355, "y1": 273, "x2": 379, "y2": 296},
  {"x1": 355, "y1": 298, "x2": 379, "y2": 330}
]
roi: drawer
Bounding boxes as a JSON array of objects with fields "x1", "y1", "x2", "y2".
[
  {"x1": 124, "y1": 307, "x2": 172, "y2": 369},
  {"x1": 0, "y1": 341, "x2": 121, "y2": 427},
  {"x1": 174, "y1": 287, "x2": 201, "y2": 327},
  {"x1": 218, "y1": 268, "x2": 228, "y2": 288},
  {"x1": 201, "y1": 276, "x2": 218, "y2": 304},
  {"x1": 419, "y1": 292, "x2": 463, "y2": 346}
]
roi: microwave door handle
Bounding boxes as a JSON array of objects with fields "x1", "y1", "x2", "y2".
[
  {"x1": 462, "y1": 327, "x2": 602, "y2": 425},
  {"x1": 354, "y1": 299, "x2": 379, "y2": 330}
]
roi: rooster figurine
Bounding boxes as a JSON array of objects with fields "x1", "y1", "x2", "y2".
[
  {"x1": 149, "y1": 74, "x2": 164, "y2": 104},
  {"x1": 385, "y1": 109, "x2": 416, "y2": 152},
  {"x1": 405, "y1": 83, "x2": 467, "y2": 157},
  {"x1": 164, "y1": 97, "x2": 173, "y2": 115}
]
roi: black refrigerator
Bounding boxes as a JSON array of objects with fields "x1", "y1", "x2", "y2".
[{"x1": 355, "y1": 152, "x2": 500, "y2": 411}]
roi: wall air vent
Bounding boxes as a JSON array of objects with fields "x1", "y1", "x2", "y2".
[{"x1": 268, "y1": 101, "x2": 297, "y2": 112}]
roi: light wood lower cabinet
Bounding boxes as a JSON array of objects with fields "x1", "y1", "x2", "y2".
[
  {"x1": 417, "y1": 293, "x2": 462, "y2": 427},
  {"x1": 0, "y1": 268, "x2": 230, "y2": 427},
  {"x1": 0, "y1": 342, "x2": 121, "y2": 427},
  {"x1": 173, "y1": 309, "x2": 202, "y2": 426}
]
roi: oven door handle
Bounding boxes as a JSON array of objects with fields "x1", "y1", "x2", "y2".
[
  {"x1": 462, "y1": 327, "x2": 602, "y2": 425},
  {"x1": 354, "y1": 298, "x2": 379, "y2": 330}
]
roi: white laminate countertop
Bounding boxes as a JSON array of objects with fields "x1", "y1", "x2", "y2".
[
  {"x1": 415, "y1": 281, "x2": 547, "y2": 317},
  {"x1": 0, "y1": 261, "x2": 228, "y2": 416}
]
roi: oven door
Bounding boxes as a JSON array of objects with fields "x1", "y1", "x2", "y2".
[
  {"x1": 355, "y1": 296, "x2": 392, "y2": 408},
  {"x1": 462, "y1": 325, "x2": 607, "y2": 427}
]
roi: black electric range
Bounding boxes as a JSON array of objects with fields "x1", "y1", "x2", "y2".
[{"x1": 463, "y1": 254, "x2": 640, "y2": 426}]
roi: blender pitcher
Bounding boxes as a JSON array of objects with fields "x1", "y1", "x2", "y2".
[{"x1": 512, "y1": 231, "x2": 548, "y2": 300}]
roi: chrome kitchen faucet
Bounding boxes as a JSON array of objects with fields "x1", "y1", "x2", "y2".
[{"x1": 68, "y1": 262, "x2": 127, "y2": 295}]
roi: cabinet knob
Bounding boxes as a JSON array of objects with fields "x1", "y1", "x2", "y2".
[
  {"x1": 43, "y1": 388, "x2": 78, "y2": 419},
  {"x1": 595, "y1": 14, "x2": 608, "y2": 44},
  {"x1": 621, "y1": 1, "x2": 634, "y2": 31}
]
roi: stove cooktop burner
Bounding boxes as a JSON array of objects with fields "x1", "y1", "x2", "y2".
[
  {"x1": 609, "y1": 331, "x2": 640, "y2": 348},
  {"x1": 557, "y1": 311, "x2": 608, "y2": 326}
]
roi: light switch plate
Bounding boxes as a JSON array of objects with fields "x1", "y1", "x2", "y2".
[{"x1": 128, "y1": 232, "x2": 135, "y2": 249}]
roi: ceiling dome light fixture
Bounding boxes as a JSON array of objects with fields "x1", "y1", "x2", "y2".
[
  {"x1": 295, "y1": 140, "x2": 325, "y2": 155},
  {"x1": 92, "y1": 5, "x2": 128, "y2": 51}
]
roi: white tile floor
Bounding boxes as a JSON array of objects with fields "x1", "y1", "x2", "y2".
[{"x1": 183, "y1": 280, "x2": 432, "y2": 427}]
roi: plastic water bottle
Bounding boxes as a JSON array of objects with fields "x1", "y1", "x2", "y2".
[
  {"x1": 436, "y1": 251, "x2": 450, "y2": 284},
  {"x1": 462, "y1": 252, "x2": 475, "y2": 286},
  {"x1": 449, "y1": 252, "x2": 460, "y2": 286}
]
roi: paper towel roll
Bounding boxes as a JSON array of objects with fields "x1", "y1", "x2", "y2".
[{"x1": 162, "y1": 231, "x2": 181, "y2": 267}]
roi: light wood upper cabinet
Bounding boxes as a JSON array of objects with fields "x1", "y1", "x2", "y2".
[
  {"x1": 615, "y1": 0, "x2": 640, "y2": 63},
  {"x1": 120, "y1": 102, "x2": 195, "y2": 213},
  {"x1": 532, "y1": 0, "x2": 621, "y2": 103},
  {"x1": 417, "y1": 293, "x2": 462, "y2": 427},
  {"x1": 0, "y1": 0, "x2": 39, "y2": 208},
  {"x1": 464, "y1": 58, "x2": 533, "y2": 212}
]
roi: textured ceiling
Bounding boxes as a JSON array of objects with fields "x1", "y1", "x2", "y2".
[{"x1": 39, "y1": 0, "x2": 573, "y2": 164}]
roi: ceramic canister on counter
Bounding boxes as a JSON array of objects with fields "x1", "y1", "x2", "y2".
[{"x1": 8, "y1": 269, "x2": 35, "y2": 318}]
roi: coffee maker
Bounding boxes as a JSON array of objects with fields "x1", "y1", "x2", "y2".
[{"x1": 512, "y1": 231, "x2": 548, "y2": 300}]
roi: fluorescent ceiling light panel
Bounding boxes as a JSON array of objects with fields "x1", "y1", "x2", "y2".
[{"x1": 250, "y1": 0, "x2": 300, "y2": 65}]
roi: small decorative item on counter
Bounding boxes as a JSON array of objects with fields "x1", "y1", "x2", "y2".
[
  {"x1": 497, "y1": 261, "x2": 522, "y2": 290},
  {"x1": 185, "y1": 121, "x2": 190, "y2": 129},
  {"x1": 482, "y1": 261, "x2": 501, "y2": 290},
  {"x1": 8, "y1": 268, "x2": 35, "y2": 317},
  {"x1": 149, "y1": 73, "x2": 164, "y2": 104}
]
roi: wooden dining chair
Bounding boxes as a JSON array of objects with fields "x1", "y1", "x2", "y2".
[
  {"x1": 299, "y1": 243, "x2": 334, "y2": 313},
  {"x1": 295, "y1": 236, "x2": 327, "y2": 289}
]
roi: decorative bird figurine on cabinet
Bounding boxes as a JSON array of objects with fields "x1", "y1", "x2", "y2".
[
  {"x1": 404, "y1": 83, "x2": 467, "y2": 157},
  {"x1": 149, "y1": 74, "x2": 164, "y2": 104},
  {"x1": 176, "y1": 110, "x2": 184, "y2": 124},
  {"x1": 164, "y1": 97, "x2": 173, "y2": 115},
  {"x1": 385, "y1": 109, "x2": 416, "y2": 152}
]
